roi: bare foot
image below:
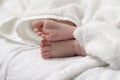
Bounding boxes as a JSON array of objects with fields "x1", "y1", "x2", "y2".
[
  {"x1": 32, "y1": 19, "x2": 76, "y2": 41},
  {"x1": 40, "y1": 39, "x2": 86, "y2": 59},
  {"x1": 32, "y1": 19, "x2": 87, "y2": 59}
]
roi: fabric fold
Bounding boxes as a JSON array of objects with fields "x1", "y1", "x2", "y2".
[{"x1": 74, "y1": 21, "x2": 120, "y2": 70}]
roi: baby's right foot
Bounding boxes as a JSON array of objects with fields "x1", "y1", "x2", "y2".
[{"x1": 32, "y1": 19, "x2": 76, "y2": 41}]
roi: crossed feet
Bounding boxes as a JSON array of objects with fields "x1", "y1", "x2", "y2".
[{"x1": 32, "y1": 19, "x2": 86, "y2": 59}]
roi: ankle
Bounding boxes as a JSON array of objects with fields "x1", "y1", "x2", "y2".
[{"x1": 73, "y1": 40, "x2": 87, "y2": 56}]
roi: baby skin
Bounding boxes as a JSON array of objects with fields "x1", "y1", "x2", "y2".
[{"x1": 32, "y1": 19, "x2": 86, "y2": 59}]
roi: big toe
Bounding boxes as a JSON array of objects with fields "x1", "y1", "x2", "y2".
[{"x1": 32, "y1": 20, "x2": 44, "y2": 30}]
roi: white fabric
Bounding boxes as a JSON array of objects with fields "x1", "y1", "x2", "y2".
[
  {"x1": 1, "y1": 0, "x2": 120, "y2": 80},
  {"x1": 0, "y1": 0, "x2": 84, "y2": 45},
  {"x1": 73, "y1": 0, "x2": 120, "y2": 70},
  {"x1": 0, "y1": 36, "x2": 106, "y2": 80}
]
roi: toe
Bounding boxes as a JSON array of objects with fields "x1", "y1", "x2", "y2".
[
  {"x1": 40, "y1": 40, "x2": 51, "y2": 47},
  {"x1": 42, "y1": 52, "x2": 51, "y2": 56},
  {"x1": 41, "y1": 34, "x2": 46, "y2": 40},
  {"x1": 42, "y1": 52, "x2": 52, "y2": 59},
  {"x1": 34, "y1": 29, "x2": 39, "y2": 33},
  {"x1": 37, "y1": 32, "x2": 43, "y2": 36},
  {"x1": 45, "y1": 35, "x2": 51, "y2": 41},
  {"x1": 41, "y1": 46, "x2": 51, "y2": 53},
  {"x1": 40, "y1": 40, "x2": 45, "y2": 47},
  {"x1": 40, "y1": 41, "x2": 44, "y2": 47},
  {"x1": 32, "y1": 20, "x2": 44, "y2": 31},
  {"x1": 41, "y1": 46, "x2": 52, "y2": 59}
]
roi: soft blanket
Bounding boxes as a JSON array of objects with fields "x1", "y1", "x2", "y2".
[{"x1": 1, "y1": 0, "x2": 120, "y2": 80}]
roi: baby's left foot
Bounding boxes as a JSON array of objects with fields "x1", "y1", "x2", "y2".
[
  {"x1": 40, "y1": 40, "x2": 76, "y2": 59},
  {"x1": 40, "y1": 39, "x2": 86, "y2": 59}
]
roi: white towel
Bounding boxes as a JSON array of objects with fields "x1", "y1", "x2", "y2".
[
  {"x1": 0, "y1": 0, "x2": 84, "y2": 45},
  {"x1": 1, "y1": 0, "x2": 120, "y2": 80},
  {"x1": 73, "y1": 0, "x2": 120, "y2": 69}
]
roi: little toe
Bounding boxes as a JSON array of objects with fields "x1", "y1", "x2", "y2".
[
  {"x1": 42, "y1": 52, "x2": 52, "y2": 59},
  {"x1": 42, "y1": 52, "x2": 51, "y2": 56}
]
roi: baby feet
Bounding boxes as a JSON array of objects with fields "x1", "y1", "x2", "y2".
[{"x1": 32, "y1": 19, "x2": 86, "y2": 59}]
